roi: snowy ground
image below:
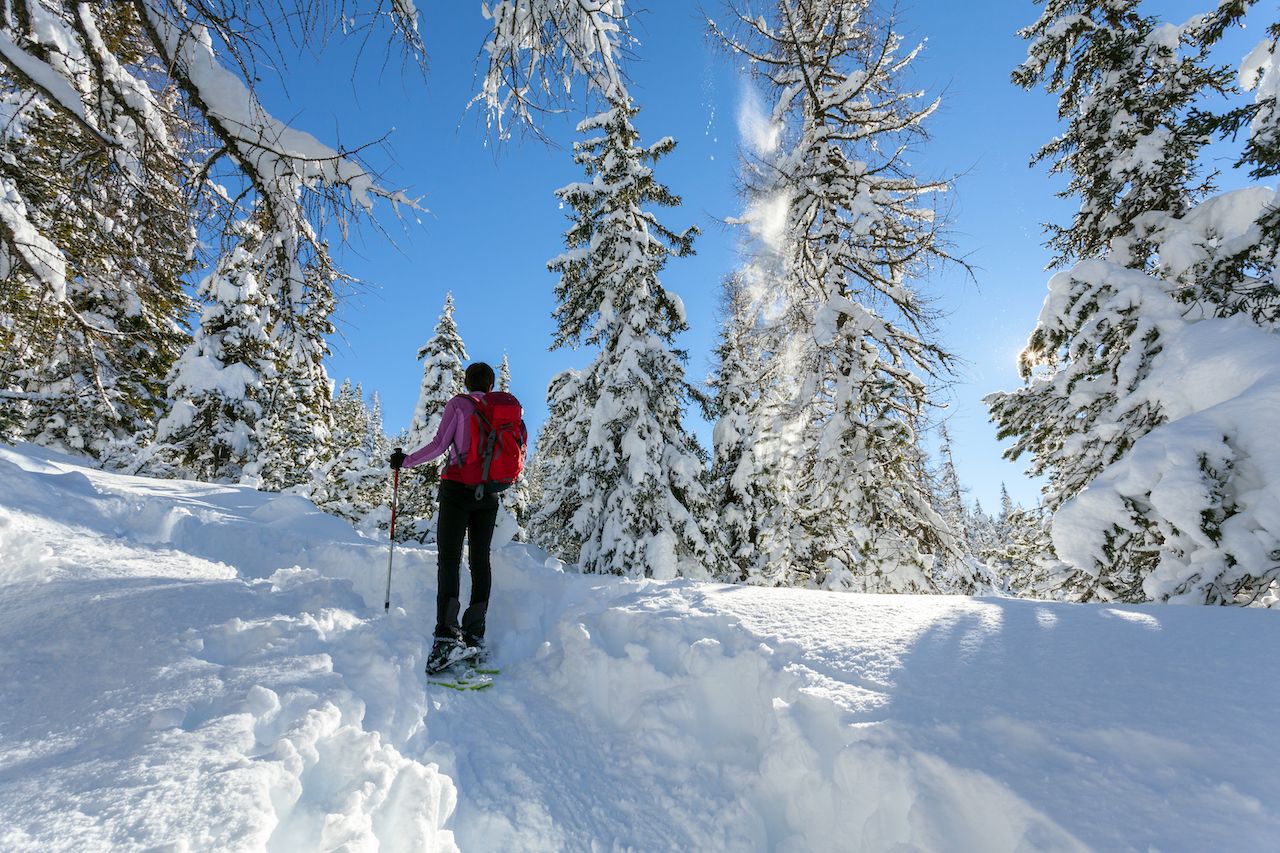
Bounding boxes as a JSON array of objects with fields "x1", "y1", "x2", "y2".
[{"x1": 1, "y1": 442, "x2": 1277, "y2": 852}]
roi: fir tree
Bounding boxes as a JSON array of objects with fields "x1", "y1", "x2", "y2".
[
  {"x1": 527, "y1": 369, "x2": 591, "y2": 561},
  {"x1": 708, "y1": 271, "x2": 780, "y2": 584},
  {"x1": 399, "y1": 293, "x2": 469, "y2": 540},
  {"x1": 498, "y1": 353, "x2": 512, "y2": 392},
  {"x1": 546, "y1": 101, "x2": 714, "y2": 578},
  {"x1": 152, "y1": 217, "x2": 275, "y2": 482}
]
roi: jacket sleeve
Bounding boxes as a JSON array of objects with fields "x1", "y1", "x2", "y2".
[{"x1": 403, "y1": 399, "x2": 462, "y2": 469}]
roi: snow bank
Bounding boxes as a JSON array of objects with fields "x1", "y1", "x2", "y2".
[
  {"x1": 0, "y1": 443, "x2": 457, "y2": 852},
  {"x1": 2, "y1": 442, "x2": 1278, "y2": 851}
]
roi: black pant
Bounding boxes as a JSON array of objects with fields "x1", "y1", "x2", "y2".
[{"x1": 435, "y1": 480, "x2": 499, "y2": 641}]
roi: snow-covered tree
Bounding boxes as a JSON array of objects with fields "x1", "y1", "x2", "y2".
[
  {"x1": 967, "y1": 500, "x2": 999, "y2": 560},
  {"x1": 152, "y1": 218, "x2": 275, "y2": 482},
  {"x1": 1012, "y1": 0, "x2": 1243, "y2": 268},
  {"x1": 497, "y1": 353, "x2": 512, "y2": 393},
  {"x1": 397, "y1": 293, "x2": 469, "y2": 540},
  {"x1": 409, "y1": 293, "x2": 469, "y2": 448},
  {"x1": 312, "y1": 380, "x2": 391, "y2": 529},
  {"x1": 707, "y1": 271, "x2": 783, "y2": 584},
  {"x1": 0, "y1": 3, "x2": 193, "y2": 457},
  {"x1": 0, "y1": 2, "x2": 419, "y2": 462},
  {"x1": 712, "y1": 0, "x2": 962, "y2": 591},
  {"x1": 981, "y1": 504, "x2": 1063, "y2": 599},
  {"x1": 989, "y1": 1, "x2": 1280, "y2": 605},
  {"x1": 478, "y1": 0, "x2": 631, "y2": 136},
  {"x1": 934, "y1": 423, "x2": 971, "y2": 548},
  {"x1": 527, "y1": 369, "x2": 591, "y2": 560},
  {"x1": 251, "y1": 261, "x2": 338, "y2": 492},
  {"x1": 932, "y1": 422, "x2": 979, "y2": 593},
  {"x1": 546, "y1": 102, "x2": 714, "y2": 578}
]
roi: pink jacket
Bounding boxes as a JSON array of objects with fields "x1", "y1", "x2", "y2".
[{"x1": 403, "y1": 393, "x2": 482, "y2": 469}]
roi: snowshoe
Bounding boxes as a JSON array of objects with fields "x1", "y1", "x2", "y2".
[
  {"x1": 425, "y1": 637, "x2": 480, "y2": 675},
  {"x1": 428, "y1": 665, "x2": 497, "y2": 691}
]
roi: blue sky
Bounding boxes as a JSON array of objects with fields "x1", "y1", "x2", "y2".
[{"x1": 255, "y1": 1, "x2": 1263, "y2": 513}]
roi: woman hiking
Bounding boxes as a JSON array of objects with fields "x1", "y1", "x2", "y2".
[{"x1": 389, "y1": 361, "x2": 525, "y2": 675}]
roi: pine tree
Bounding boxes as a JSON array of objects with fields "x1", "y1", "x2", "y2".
[
  {"x1": 498, "y1": 353, "x2": 512, "y2": 392},
  {"x1": 708, "y1": 271, "x2": 781, "y2": 584},
  {"x1": 399, "y1": 293, "x2": 469, "y2": 540},
  {"x1": 152, "y1": 217, "x2": 275, "y2": 481},
  {"x1": 251, "y1": 259, "x2": 338, "y2": 492},
  {"x1": 713, "y1": 0, "x2": 961, "y2": 591},
  {"x1": 527, "y1": 369, "x2": 591, "y2": 561},
  {"x1": 546, "y1": 102, "x2": 714, "y2": 578},
  {"x1": 987, "y1": 1, "x2": 1261, "y2": 602}
]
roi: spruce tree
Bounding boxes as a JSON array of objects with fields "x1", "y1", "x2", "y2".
[
  {"x1": 399, "y1": 293, "x2": 469, "y2": 540},
  {"x1": 546, "y1": 102, "x2": 714, "y2": 578},
  {"x1": 152, "y1": 217, "x2": 275, "y2": 482},
  {"x1": 987, "y1": 1, "x2": 1261, "y2": 602},
  {"x1": 527, "y1": 369, "x2": 591, "y2": 561},
  {"x1": 713, "y1": 0, "x2": 961, "y2": 591},
  {"x1": 707, "y1": 272, "x2": 780, "y2": 584},
  {"x1": 251, "y1": 258, "x2": 338, "y2": 492}
]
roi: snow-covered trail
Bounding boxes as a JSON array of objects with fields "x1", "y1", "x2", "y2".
[{"x1": 2, "y1": 442, "x2": 1279, "y2": 852}]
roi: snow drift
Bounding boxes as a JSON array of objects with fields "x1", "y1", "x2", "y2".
[{"x1": 1, "y1": 442, "x2": 1277, "y2": 851}]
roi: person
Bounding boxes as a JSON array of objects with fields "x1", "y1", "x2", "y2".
[{"x1": 390, "y1": 362, "x2": 502, "y2": 674}]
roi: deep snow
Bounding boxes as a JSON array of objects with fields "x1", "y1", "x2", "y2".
[{"x1": 1, "y1": 442, "x2": 1277, "y2": 851}]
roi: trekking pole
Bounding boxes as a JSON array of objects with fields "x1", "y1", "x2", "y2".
[{"x1": 384, "y1": 450, "x2": 403, "y2": 613}]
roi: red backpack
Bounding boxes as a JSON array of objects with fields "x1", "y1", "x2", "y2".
[{"x1": 443, "y1": 392, "x2": 527, "y2": 497}]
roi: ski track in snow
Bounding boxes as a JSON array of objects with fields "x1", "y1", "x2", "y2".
[{"x1": 1, "y1": 442, "x2": 1278, "y2": 852}]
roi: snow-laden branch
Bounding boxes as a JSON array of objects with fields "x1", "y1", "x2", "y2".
[
  {"x1": 475, "y1": 0, "x2": 631, "y2": 137},
  {"x1": 0, "y1": 28, "x2": 114, "y2": 148}
]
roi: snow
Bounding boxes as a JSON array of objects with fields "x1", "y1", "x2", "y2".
[
  {"x1": 1054, "y1": 315, "x2": 1280, "y2": 603},
  {"x1": 2, "y1": 441, "x2": 1279, "y2": 851}
]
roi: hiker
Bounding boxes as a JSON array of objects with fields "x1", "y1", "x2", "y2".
[{"x1": 389, "y1": 361, "x2": 525, "y2": 674}]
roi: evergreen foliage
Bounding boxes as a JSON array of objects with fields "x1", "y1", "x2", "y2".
[
  {"x1": 545, "y1": 102, "x2": 714, "y2": 578},
  {"x1": 399, "y1": 293, "x2": 469, "y2": 541},
  {"x1": 152, "y1": 217, "x2": 274, "y2": 482},
  {"x1": 989, "y1": 0, "x2": 1280, "y2": 605},
  {"x1": 712, "y1": 0, "x2": 961, "y2": 591},
  {"x1": 707, "y1": 272, "x2": 779, "y2": 584}
]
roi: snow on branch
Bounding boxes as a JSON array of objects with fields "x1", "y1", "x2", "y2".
[
  {"x1": 475, "y1": 0, "x2": 632, "y2": 137},
  {"x1": 0, "y1": 29, "x2": 114, "y2": 148},
  {"x1": 134, "y1": 1, "x2": 416, "y2": 308}
]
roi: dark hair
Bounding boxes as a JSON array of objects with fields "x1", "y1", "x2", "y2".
[{"x1": 465, "y1": 362, "x2": 495, "y2": 392}]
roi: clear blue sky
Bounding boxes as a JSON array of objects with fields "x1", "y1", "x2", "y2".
[{"x1": 254, "y1": 1, "x2": 1263, "y2": 514}]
